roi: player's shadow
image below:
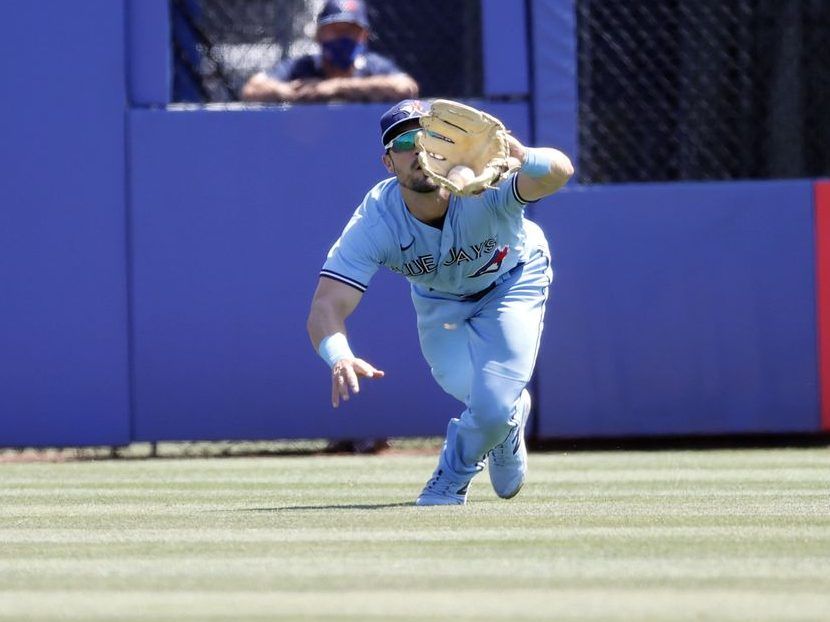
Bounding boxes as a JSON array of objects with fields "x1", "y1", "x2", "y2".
[{"x1": 242, "y1": 502, "x2": 413, "y2": 512}]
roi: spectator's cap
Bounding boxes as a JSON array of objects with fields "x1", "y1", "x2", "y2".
[
  {"x1": 317, "y1": 0, "x2": 369, "y2": 29},
  {"x1": 380, "y1": 99, "x2": 430, "y2": 146}
]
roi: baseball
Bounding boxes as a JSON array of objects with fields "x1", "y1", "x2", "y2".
[{"x1": 447, "y1": 165, "x2": 475, "y2": 187}]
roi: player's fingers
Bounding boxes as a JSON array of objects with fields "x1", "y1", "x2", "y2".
[
  {"x1": 344, "y1": 365, "x2": 360, "y2": 395},
  {"x1": 336, "y1": 368, "x2": 351, "y2": 402},
  {"x1": 353, "y1": 360, "x2": 385, "y2": 379},
  {"x1": 331, "y1": 374, "x2": 340, "y2": 408},
  {"x1": 331, "y1": 365, "x2": 350, "y2": 407}
]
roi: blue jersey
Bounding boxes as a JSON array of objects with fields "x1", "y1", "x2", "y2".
[
  {"x1": 320, "y1": 175, "x2": 548, "y2": 298},
  {"x1": 268, "y1": 52, "x2": 402, "y2": 81}
]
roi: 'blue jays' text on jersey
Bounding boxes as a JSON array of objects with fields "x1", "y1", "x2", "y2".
[{"x1": 320, "y1": 174, "x2": 549, "y2": 298}]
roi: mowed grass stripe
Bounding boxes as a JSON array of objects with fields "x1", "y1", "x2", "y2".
[
  {"x1": 2, "y1": 556, "x2": 830, "y2": 593},
  {"x1": 2, "y1": 505, "x2": 828, "y2": 526},
  {"x1": 0, "y1": 449, "x2": 828, "y2": 621},
  {"x1": 2, "y1": 525, "x2": 830, "y2": 543},
  {"x1": 3, "y1": 467, "x2": 828, "y2": 485},
  {"x1": 3, "y1": 555, "x2": 828, "y2": 578},
  {"x1": 1, "y1": 588, "x2": 829, "y2": 621},
  {"x1": 2, "y1": 486, "x2": 828, "y2": 497}
]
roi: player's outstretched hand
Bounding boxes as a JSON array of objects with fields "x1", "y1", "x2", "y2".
[{"x1": 331, "y1": 358, "x2": 385, "y2": 408}]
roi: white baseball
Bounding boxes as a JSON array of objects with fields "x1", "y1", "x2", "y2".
[{"x1": 447, "y1": 165, "x2": 475, "y2": 187}]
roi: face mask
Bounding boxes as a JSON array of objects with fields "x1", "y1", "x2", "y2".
[{"x1": 321, "y1": 37, "x2": 365, "y2": 70}]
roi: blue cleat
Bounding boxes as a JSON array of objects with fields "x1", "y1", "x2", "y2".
[
  {"x1": 415, "y1": 468, "x2": 471, "y2": 506},
  {"x1": 487, "y1": 389, "x2": 531, "y2": 499}
]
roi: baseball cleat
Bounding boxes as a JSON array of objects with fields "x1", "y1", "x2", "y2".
[
  {"x1": 487, "y1": 389, "x2": 531, "y2": 499},
  {"x1": 415, "y1": 468, "x2": 471, "y2": 506}
]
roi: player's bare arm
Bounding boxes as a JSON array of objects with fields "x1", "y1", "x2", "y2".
[
  {"x1": 507, "y1": 134, "x2": 575, "y2": 202},
  {"x1": 307, "y1": 277, "x2": 385, "y2": 407}
]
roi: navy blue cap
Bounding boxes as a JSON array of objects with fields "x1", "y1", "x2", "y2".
[
  {"x1": 380, "y1": 99, "x2": 430, "y2": 146},
  {"x1": 317, "y1": 0, "x2": 369, "y2": 29}
]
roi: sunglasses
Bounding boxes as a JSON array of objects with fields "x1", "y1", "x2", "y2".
[{"x1": 385, "y1": 128, "x2": 423, "y2": 153}]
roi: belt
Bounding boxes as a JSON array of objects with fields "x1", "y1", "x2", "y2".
[{"x1": 461, "y1": 262, "x2": 525, "y2": 302}]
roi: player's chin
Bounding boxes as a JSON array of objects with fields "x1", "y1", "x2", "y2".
[{"x1": 406, "y1": 174, "x2": 440, "y2": 194}]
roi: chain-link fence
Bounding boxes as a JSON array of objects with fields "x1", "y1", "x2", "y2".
[
  {"x1": 172, "y1": 1, "x2": 830, "y2": 183},
  {"x1": 577, "y1": 0, "x2": 830, "y2": 183},
  {"x1": 171, "y1": 0, "x2": 483, "y2": 103}
]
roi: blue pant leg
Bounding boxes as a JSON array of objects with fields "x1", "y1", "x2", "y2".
[
  {"x1": 412, "y1": 292, "x2": 473, "y2": 404},
  {"x1": 440, "y1": 253, "x2": 552, "y2": 475}
]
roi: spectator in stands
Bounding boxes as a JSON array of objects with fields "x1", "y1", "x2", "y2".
[{"x1": 241, "y1": 0, "x2": 419, "y2": 104}]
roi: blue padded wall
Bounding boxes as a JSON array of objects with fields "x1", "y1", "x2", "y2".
[
  {"x1": 482, "y1": 0, "x2": 529, "y2": 96},
  {"x1": 529, "y1": 0, "x2": 577, "y2": 159},
  {"x1": 4, "y1": 0, "x2": 819, "y2": 447},
  {"x1": 531, "y1": 181, "x2": 820, "y2": 437},
  {"x1": 0, "y1": 1, "x2": 130, "y2": 446},
  {"x1": 129, "y1": 103, "x2": 530, "y2": 441},
  {"x1": 127, "y1": 0, "x2": 171, "y2": 106}
]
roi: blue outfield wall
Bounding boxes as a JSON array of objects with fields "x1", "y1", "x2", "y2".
[
  {"x1": 529, "y1": 0, "x2": 577, "y2": 165},
  {"x1": 130, "y1": 103, "x2": 821, "y2": 441},
  {"x1": 0, "y1": 0, "x2": 823, "y2": 446},
  {"x1": 530, "y1": 181, "x2": 820, "y2": 437},
  {"x1": 128, "y1": 104, "x2": 531, "y2": 441},
  {"x1": 127, "y1": 0, "x2": 171, "y2": 106},
  {"x1": 482, "y1": 0, "x2": 529, "y2": 97},
  {"x1": 0, "y1": 1, "x2": 130, "y2": 446}
]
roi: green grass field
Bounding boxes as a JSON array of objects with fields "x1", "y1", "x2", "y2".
[{"x1": 1, "y1": 447, "x2": 828, "y2": 621}]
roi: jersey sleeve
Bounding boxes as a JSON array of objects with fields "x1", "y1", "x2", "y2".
[
  {"x1": 482, "y1": 173, "x2": 534, "y2": 216},
  {"x1": 320, "y1": 207, "x2": 386, "y2": 294}
]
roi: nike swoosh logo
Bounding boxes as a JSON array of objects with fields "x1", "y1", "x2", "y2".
[{"x1": 400, "y1": 238, "x2": 415, "y2": 251}]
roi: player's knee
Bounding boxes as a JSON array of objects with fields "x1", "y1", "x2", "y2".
[{"x1": 431, "y1": 368, "x2": 470, "y2": 403}]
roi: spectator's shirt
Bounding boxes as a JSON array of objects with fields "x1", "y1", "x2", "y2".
[
  {"x1": 320, "y1": 175, "x2": 548, "y2": 299},
  {"x1": 267, "y1": 52, "x2": 403, "y2": 81}
]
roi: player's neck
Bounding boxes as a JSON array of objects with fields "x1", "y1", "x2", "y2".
[{"x1": 401, "y1": 187, "x2": 450, "y2": 228}]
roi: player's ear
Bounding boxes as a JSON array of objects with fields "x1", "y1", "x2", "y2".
[{"x1": 382, "y1": 152, "x2": 395, "y2": 174}]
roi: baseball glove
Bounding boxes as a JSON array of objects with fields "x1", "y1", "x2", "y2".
[{"x1": 416, "y1": 99, "x2": 519, "y2": 196}]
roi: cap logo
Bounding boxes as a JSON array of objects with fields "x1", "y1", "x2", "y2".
[{"x1": 401, "y1": 101, "x2": 425, "y2": 116}]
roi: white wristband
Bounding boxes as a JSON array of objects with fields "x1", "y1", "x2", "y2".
[{"x1": 317, "y1": 332, "x2": 354, "y2": 368}]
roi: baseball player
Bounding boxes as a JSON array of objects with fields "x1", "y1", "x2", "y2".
[{"x1": 306, "y1": 99, "x2": 573, "y2": 505}]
